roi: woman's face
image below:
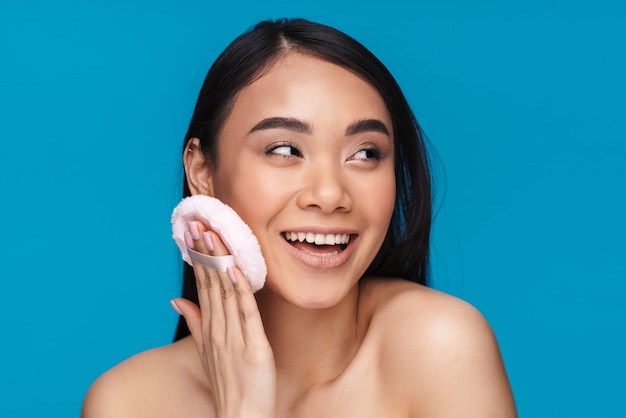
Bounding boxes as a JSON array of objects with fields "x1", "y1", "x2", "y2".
[{"x1": 210, "y1": 53, "x2": 395, "y2": 308}]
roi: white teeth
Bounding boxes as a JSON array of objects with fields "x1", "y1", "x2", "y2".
[{"x1": 285, "y1": 232, "x2": 351, "y2": 245}]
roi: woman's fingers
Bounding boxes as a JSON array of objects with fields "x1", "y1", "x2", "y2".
[
  {"x1": 184, "y1": 220, "x2": 269, "y2": 352},
  {"x1": 227, "y1": 267, "x2": 266, "y2": 347},
  {"x1": 171, "y1": 298, "x2": 202, "y2": 350},
  {"x1": 206, "y1": 229, "x2": 246, "y2": 344},
  {"x1": 183, "y1": 221, "x2": 263, "y2": 345},
  {"x1": 188, "y1": 222, "x2": 244, "y2": 344},
  {"x1": 185, "y1": 223, "x2": 214, "y2": 324}
]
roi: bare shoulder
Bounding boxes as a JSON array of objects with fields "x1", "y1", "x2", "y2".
[
  {"x1": 81, "y1": 337, "x2": 210, "y2": 418},
  {"x1": 362, "y1": 279, "x2": 497, "y2": 365},
  {"x1": 361, "y1": 278, "x2": 517, "y2": 417},
  {"x1": 363, "y1": 278, "x2": 495, "y2": 346}
]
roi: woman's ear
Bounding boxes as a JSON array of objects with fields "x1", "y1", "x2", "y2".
[{"x1": 184, "y1": 138, "x2": 214, "y2": 196}]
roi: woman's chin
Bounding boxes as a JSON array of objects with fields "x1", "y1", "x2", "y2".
[{"x1": 258, "y1": 279, "x2": 358, "y2": 311}]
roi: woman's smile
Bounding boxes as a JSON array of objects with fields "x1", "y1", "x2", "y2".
[{"x1": 281, "y1": 230, "x2": 359, "y2": 269}]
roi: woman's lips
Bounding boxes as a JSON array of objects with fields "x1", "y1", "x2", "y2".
[{"x1": 281, "y1": 232, "x2": 357, "y2": 269}]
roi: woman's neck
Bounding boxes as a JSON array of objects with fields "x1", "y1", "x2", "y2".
[{"x1": 255, "y1": 283, "x2": 363, "y2": 387}]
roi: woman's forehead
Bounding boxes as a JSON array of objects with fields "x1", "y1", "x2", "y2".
[{"x1": 224, "y1": 53, "x2": 392, "y2": 134}]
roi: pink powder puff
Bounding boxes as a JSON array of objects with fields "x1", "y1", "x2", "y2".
[{"x1": 171, "y1": 195, "x2": 267, "y2": 292}]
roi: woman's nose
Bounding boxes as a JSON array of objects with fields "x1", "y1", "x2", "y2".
[{"x1": 296, "y1": 162, "x2": 353, "y2": 214}]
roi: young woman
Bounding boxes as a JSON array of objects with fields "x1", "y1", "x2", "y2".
[{"x1": 82, "y1": 18, "x2": 516, "y2": 417}]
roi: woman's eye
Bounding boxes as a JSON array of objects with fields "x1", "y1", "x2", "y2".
[
  {"x1": 351, "y1": 147, "x2": 383, "y2": 161},
  {"x1": 266, "y1": 143, "x2": 302, "y2": 158}
]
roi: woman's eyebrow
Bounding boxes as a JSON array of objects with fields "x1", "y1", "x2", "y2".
[
  {"x1": 345, "y1": 119, "x2": 390, "y2": 136},
  {"x1": 249, "y1": 117, "x2": 312, "y2": 134},
  {"x1": 248, "y1": 117, "x2": 390, "y2": 136}
]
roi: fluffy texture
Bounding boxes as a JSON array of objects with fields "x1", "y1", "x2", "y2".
[{"x1": 171, "y1": 195, "x2": 267, "y2": 292}]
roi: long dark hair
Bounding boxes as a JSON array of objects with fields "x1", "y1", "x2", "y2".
[{"x1": 174, "y1": 18, "x2": 432, "y2": 341}]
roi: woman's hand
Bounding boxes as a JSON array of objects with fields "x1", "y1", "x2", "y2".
[{"x1": 172, "y1": 221, "x2": 277, "y2": 418}]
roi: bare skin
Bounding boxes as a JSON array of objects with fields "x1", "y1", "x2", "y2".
[
  {"x1": 82, "y1": 53, "x2": 516, "y2": 417},
  {"x1": 83, "y1": 279, "x2": 515, "y2": 417}
]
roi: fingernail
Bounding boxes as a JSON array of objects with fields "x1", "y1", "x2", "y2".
[
  {"x1": 203, "y1": 231, "x2": 214, "y2": 251},
  {"x1": 188, "y1": 221, "x2": 200, "y2": 240},
  {"x1": 184, "y1": 231, "x2": 195, "y2": 249},
  {"x1": 170, "y1": 299, "x2": 183, "y2": 315},
  {"x1": 226, "y1": 267, "x2": 237, "y2": 285}
]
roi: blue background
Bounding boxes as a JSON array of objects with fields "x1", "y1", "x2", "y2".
[{"x1": 1, "y1": 1, "x2": 624, "y2": 416}]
